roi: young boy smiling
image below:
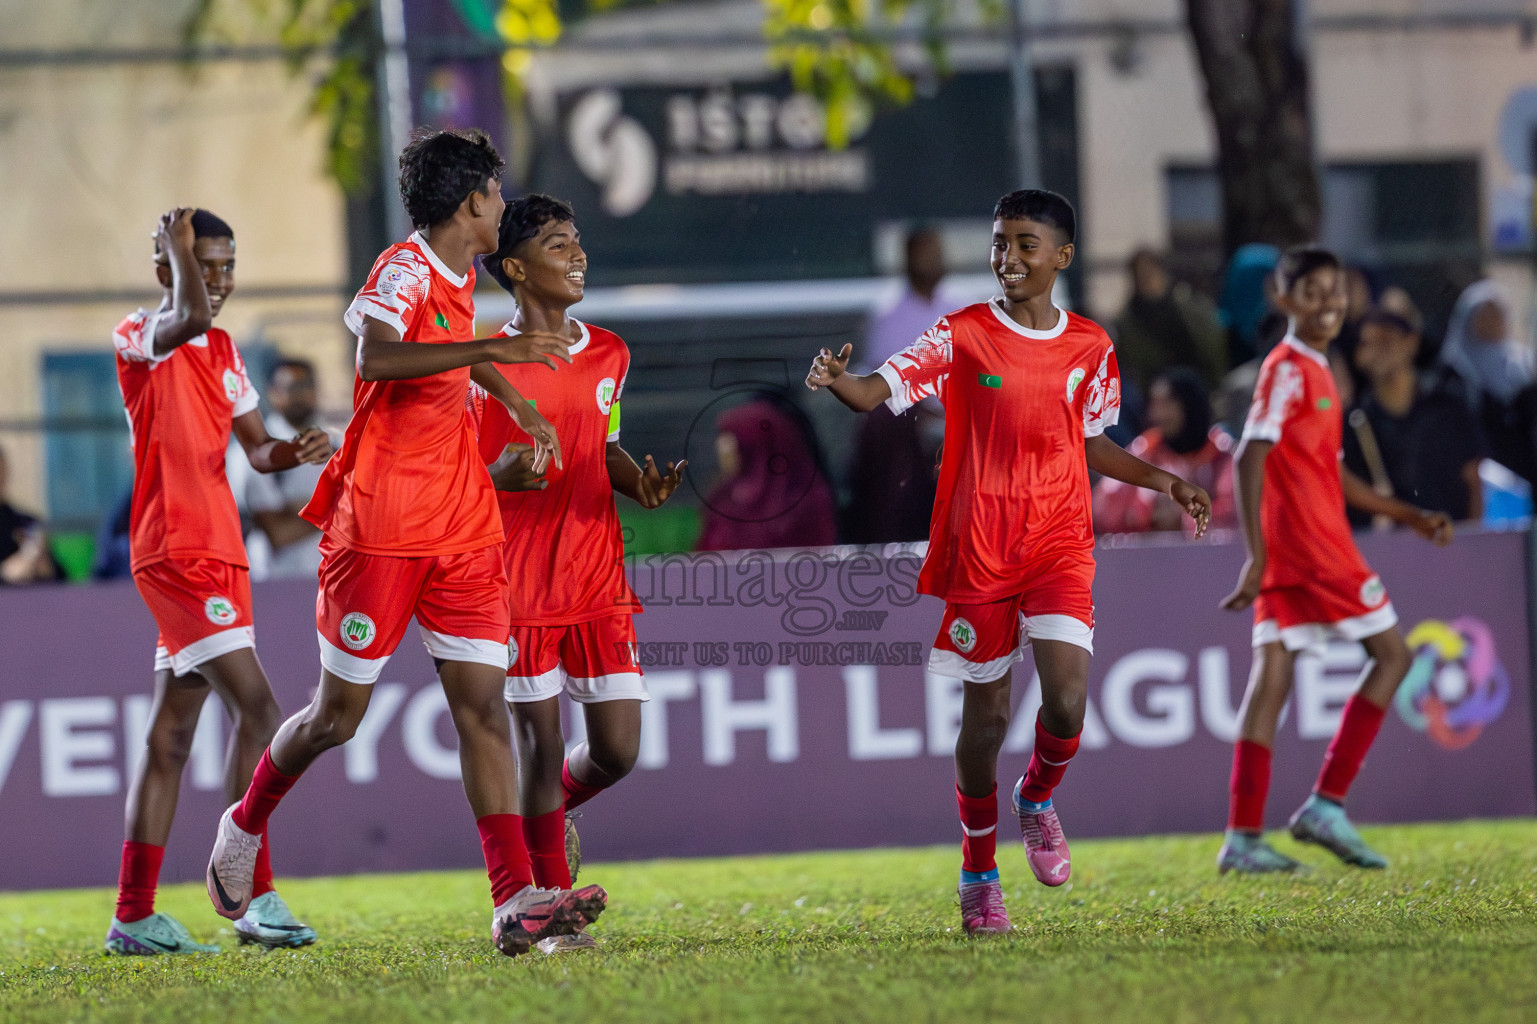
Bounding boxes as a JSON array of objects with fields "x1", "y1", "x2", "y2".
[{"x1": 807, "y1": 189, "x2": 1211, "y2": 935}]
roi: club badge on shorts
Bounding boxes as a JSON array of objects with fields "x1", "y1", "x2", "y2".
[
  {"x1": 507, "y1": 637, "x2": 519, "y2": 666},
  {"x1": 1360, "y1": 576, "x2": 1387, "y2": 609},
  {"x1": 204, "y1": 596, "x2": 238, "y2": 626},
  {"x1": 340, "y1": 612, "x2": 377, "y2": 651},
  {"x1": 949, "y1": 617, "x2": 978, "y2": 654}
]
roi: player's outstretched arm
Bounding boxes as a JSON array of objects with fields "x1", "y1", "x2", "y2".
[
  {"x1": 1341, "y1": 465, "x2": 1453, "y2": 546},
  {"x1": 151, "y1": 207, "x2": 214, "y2": 355},
  {"x1": 470, "y1": 362, "x2": 563, "y2": 472},
  {"x1": 354, "y1": 318, "x2": 573, "y2": 383},
  {"x1": 607, "y1": 443, "x2": 687, "y2": 509},
  {"x1": 1085, "y1": 433, "x2": 1212, "y2": 537},
  {"x1": 805, "y1": 343, "x2": 892, "y2": 413},
  {"x1": 1220, "y1": 439, "x2": 1271, "y2": 610},
  {"x1": 231, "y1": 409, "x2": 333, "y2": 475}
]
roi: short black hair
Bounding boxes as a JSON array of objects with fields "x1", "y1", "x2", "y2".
[
  {"x1": 1274, "y1": 245, "x2": 1342, "y2": 295},
  {"x1": 153, "y1": 209, "x2": 233, "y2": 255},
  {"x1": 398, "y1": 128, "x2": 505, "y2": 231},
  {"x1": 993, "y1": 189, "x2": 1075, "y2": 244},
  {"x1": 268, "y1": 357, "x2": 316, "y2": 384},
  {"x1": 483, "y1": 194, "x2": 576, "y2": 294}
]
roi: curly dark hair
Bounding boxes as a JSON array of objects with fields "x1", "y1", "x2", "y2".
[
  {"x1": 993, "y1": 189, "x2": 1076, "y2": 244},
  {"x1": 1274, "y1": 244, "x2": 1341, "y2": 296},
  {"x1": 397, "y1": 128, "x2": 505, "y2": 231},
  {"x1": 482, "y1": 194, "x2": 576, "y2": 294}
]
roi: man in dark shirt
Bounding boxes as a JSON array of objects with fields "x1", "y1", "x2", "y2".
[
  {"x1": 1343, "y1": 304, "x2": 1485, "y2": 526},
  {"x1": 0, "y1": 445, "x2": 58, "y2": 584}
]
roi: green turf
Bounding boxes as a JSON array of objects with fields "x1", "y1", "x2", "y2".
[{"x1": 3, "y1": 820, "x2": 1536, "y2": 1023}]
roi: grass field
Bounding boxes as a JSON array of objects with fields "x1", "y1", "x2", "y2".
[{"x1": 3, "y1": 820, "x2": 1536, "y2": 1024}]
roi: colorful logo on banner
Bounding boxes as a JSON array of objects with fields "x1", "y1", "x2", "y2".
[{"x1": 1395, "y1": 617, "x2": 1511, "y2": 750}]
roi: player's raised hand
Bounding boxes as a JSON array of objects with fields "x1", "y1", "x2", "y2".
[
  {"x1": 487, "y1": 332, "x2": 574, "y2": 370},
  {"x1": 1220, "y1": 558, "x2": 1264, "y2": 611},
  {"x1": 291, "y1": 427, "x2": 333, "y2": 465},
  {"x1": 512, "y1": 400, "x2": 563, "y2": 472},
  {"x1": 489, "y1": 442, "x2": 547, "y2": 492},
  {"x1": 1408, "y1": 508, "x2": 1454, "y2": 547},
  {"x1": 806, "y1": 344, "x2": 853, "y2": 391},
  {"x1": 1169, "y1": 479, "x2": 1213, "y2": 538},
  {"x1": 637, "y1": 455, "x2": 687, "y2": 509},
  {"x1": 155, "y1": 207, "x2": 196, "y2": 254}
]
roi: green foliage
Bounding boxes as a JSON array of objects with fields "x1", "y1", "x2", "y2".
[{"x1": 3, "y1": 821, "x2": 1537, "y2": 1022}]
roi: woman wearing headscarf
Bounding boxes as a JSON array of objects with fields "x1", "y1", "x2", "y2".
[
  {"x1": 1093, "y1": 368, "x2": 1237, "y2": 535},
  {"x1": 1441, "y1": 279, "x2": 1537, "y2": 481},
  {"x1": 697, "y1": 397, "x2": 838, "y2": 551}
]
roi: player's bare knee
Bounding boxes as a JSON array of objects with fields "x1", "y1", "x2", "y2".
[
  {"x1": 1039, "y1": 689, "x2": 1087, "y2": 738},
  {"x1": 587, "y1": 735, "x2": 639, "y2": 780},
  {"x1": 958, "y1": 712, "x2": 1009, "y2": 757},
  {"x1": 146, "y1": 721, "x2": 198, "y2": 773},
  {"x1": 1365, "y1": 629, "x2": 1411, "y2": 677}
]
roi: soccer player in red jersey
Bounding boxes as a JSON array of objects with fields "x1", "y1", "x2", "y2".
[
  {"x1": 204, "y1": 131, "x2": 606, "y2": 957},
  {"x1": 807, "y1": 190, "x2": 1211, "y2": 935},
  {"x1": 1218, "y1": 246, "x2": 1452, "y2": 874},
  {"x1": 108, "y1": 207, "x2": 333, "y2": 955},
  {"x1": 470, "y1": 195, "x2": 685, "y2": 952}
]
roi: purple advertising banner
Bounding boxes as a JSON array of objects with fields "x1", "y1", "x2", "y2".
[{"x1": 0, "y1": 530, "x2": 1531, "y2": 891}]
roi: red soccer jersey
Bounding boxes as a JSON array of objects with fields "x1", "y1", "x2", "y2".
[
  {"x1": 473, "y1": 320, "x2": 638, "y2": 625},
  {"x1": 1241, "y1": 335, "x2": 1373, "y2": 590},
  {"x1": 114, "y1": 313, "x2": 259, "y2": 572},
  {"x1": 877, "y1": 300, "x2": 1121, "y2": 603},
  {"x1": 303, "y1": 233, "x2": 503, "y2": 557}
]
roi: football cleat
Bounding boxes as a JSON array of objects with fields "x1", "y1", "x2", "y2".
[
  {"x1": 1217, "y1": 830, "x2": 1307, "y2": 874},
  {"x1": 1013, "y1": 784, "x2": 1071, "y2": 887},
  {"x1": 958, "y1": 877, "x2": 1011, "y2": 935},
  {"x1": 491, "y1": 884, "x2": 606, "y2": 958},
  {"x1": 104, "y1": 913, "x2": 220, "y2": 956},
  {"x1": 1289, "y1": 794, "x2": 1388, "y2": 869},
  {"x1": 206, "y1": 802, "x2": 262, "y2": 920},
  {"x1": 234, "y1": 891, "x2": 318, "y2": 949}
]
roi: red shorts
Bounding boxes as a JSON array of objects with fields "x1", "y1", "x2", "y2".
[
  {"x1": 929, "y1": 570, "x2": 1095, "y2": 682},
  {"x1": 1253, "y1": 571, "x2": 1397, "y2": 652},
  {"x1": 133, "y1": 558, "x2": 255, "y2": 676},
  {"x1": 504, "y1": 615, "x2": 647, "y2": 704},
  {"x1": 315, "y1": 536, "x2": 511, "y2": 685}
]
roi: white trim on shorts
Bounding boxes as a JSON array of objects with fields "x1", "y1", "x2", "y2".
[
  {"x1": 318, "y1": 630, "x2": 387, "y2": 685},
  {"x1": 1253, "y1": 601, "x2": 1399, "y2": 653},
  {"x1": 419, "y1": 627, "x2": 510, "y2": 671},
  {"x1": 156, "y1": 626, "x2": 256, "y2": 676},
  {"x1": 928, "y1": 612, "x2": 1094, "y2": 683},
  {"x1": 504, "y1": 666, "x2": 649, "y2": 704}
]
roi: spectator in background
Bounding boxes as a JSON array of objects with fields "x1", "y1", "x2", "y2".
[
  {"x1": 843, "y1": 226, "x2": 949, "y2": 543},
  {"x1": 1112, "y1": 248, "x2": 1227, "y2": 395},
  {"x1": 1441, "y1": 279, "x2": 1537, "y2": 483},
  {"x1": 1344, "y1": 302, "x2": 1486, "y2": 526},
  {"x1": 227, "y1": 358, "x2": 335, "y2": 580},
  {"x1": 91, "y1": 488, "x2": 134, "y2": 580},
  {"x1": 1218, "y1": 242, "x2": 1281, "y2": 365},
  {"x1": 0, "y1": 444, "x2": 57, "y2": 584},
  {"x1": 1093, "y1": 368, "x2": 1235, "y2": 536},
  {"x1": 698, "y1": 397, "x2": 837, "y2": 551}
]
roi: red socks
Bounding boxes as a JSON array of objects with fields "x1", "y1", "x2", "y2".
[
  {"x1": 233, "y1": 749, "x2": 300, "y2": 836},
  {"x1": 955, "y1": 785, "x2": 998, "y2": 874},
  {"x1": 524, "y1": 809, "x2": 572, "y2": 889},
  {"x1": 477, "y1": 814, "x2": 533, "y2": 907},
  {"x1": 1316, "y1": 695, "x2": 1387, "y2": 802},
  {"x1": 115, "y1": 841, "x2": 164, "y2": 923},
  {"x1": 1018, "y1": 717, "x2": 1080, "y2": 805},
  {"x1": 1228, "y1": 739, "x2": 1273, "y2": 831},
  {"x1": 561, "y1": 760, "x2": 606, "y2": 811}
]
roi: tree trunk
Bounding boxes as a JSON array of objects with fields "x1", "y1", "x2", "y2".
[{"x1": 1184, "y1": 0, "x2": 1321, "y2": 257}]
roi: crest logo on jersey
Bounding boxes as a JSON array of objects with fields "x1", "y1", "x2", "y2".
[
  {"x1": 1360, "y1": 576, "x2": 1387, "y2": 609},
  {"x1": 949, "y1": 618, "x2": 977, "y2": 654},
  {"x1": 340, "y1": 612, "x2": 377, "y2": 651},
  {"x1": 378, "y1": 265, "x2": 404, "y2": 297},
  {"x1": 596, "y1": 377, "x2": 617, "y2": 414},
  {"x1": 507, "y1": 637, "x2": 519, "y2": 667},
  {"x1": 204, "y1": 596, "x2": 238, "y2": 626},
  {"x1": 1066, "y1": 367, "x2": 1087, "y2": 401},
  {"x1": 222, "y1": 369, "x2": 241, "y2": 403}
]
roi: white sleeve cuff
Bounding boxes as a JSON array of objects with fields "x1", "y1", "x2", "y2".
[
  {"x1": 1241, "y1": 422, "x2": 1282, "y2": 444},
  {"x1": 344, "y1": 299, "x2": 407, "y2": 339},
  {"x1": 875, "y1": 362, "x2": 913, "y2": 415}
]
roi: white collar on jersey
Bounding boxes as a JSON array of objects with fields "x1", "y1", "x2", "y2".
[
  {"x1": 409, "y1": 231, "x2": 469, "y2": 289},
  {"x1": 987, "y1": 297, "x2": 1069, "y2": 339},
  {"x1": 499, "y1": 317, "x2": 591, "y2": 357},
  {"x1": 1282, "y1": 333, "x2": 1330, "y2": 368}
]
